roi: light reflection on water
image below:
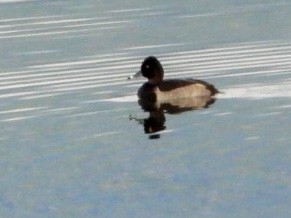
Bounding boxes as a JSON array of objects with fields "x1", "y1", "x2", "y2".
[{"x1": 0, "y1": 0, "x2": 291, "y2": 217}]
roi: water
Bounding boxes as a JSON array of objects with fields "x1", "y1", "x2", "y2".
[{"x1": 1, "y1": 0, "x2": 291, "y2": 217}]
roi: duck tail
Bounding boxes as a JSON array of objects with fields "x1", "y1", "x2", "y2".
[{"x1": 208, "y1": 84, "x2": 221, "y2": 96}]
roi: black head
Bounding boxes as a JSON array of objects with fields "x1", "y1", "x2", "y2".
[{"x1": 141, "y1": 56, "x2": 164, "y2": 81}]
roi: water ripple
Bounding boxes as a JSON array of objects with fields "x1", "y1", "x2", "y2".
[{"x1": 1, "y1": 39, "x2": 291, "y2": 120}]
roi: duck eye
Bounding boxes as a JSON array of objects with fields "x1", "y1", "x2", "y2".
[{"x1": 145, "y1": 65, "x2": 149, "y2": 69}]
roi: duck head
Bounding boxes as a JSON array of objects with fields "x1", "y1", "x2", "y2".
[{"x1": 128, "y1": 56, "x2": 164, "y2": 85}]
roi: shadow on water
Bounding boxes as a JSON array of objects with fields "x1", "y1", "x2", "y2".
[{"x1": 130, "y1": 96, "x2": 216, "y2": 139}]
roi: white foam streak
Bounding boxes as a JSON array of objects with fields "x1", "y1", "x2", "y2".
[
  {"x1": 0, "y1": 107, "x2": 44, "y2": 115},
  {"x1": 0, "y1": 15, "x2": 65, "y2": 23},
  {"x1": 92, "y1": 131, "x2": 120, "y2": 138},
  {"x1": 100, "y1": 95, "x2": 138, "y2": 102},
  {"x1": 0, "y1": 0, "x2": 34, "y2": 3},
  {"x1": 166, "y1": 56, "x2": 291, "y2": 75},
  {"x1": 221, "y1": 82, "x2": 291, "y2": 99},
  {"x1": 0, "y1": 20, "x2": 131, "y2": 35},
  {"x1": 0, "y1": 91, "x2": 35, "y2": 99},
  {"x1": 123, "y1": 43, "x2": 184, "y2": 50},
  {"x1": 0, "y1": 116, "x2": 36, "y2": 123},
  {"x1": 43, "y1": 107, "x2": 77, "y2": 113},
  {"x1": 49, "y1": 80, "x2": 137, "y2": 92},
  {"x1": 162, "y1": 48, "x2": 291, "y2": 64},
  {"x1": 3, "y1": 18, "x2": 95, "y2": 27},
  {"x1": 0, "y1": 26, "x2": 123, "y2": 39},
  {"x1": 29, "y1": 55, "x2": 137, "y2": 69},
  {"x1": 162, "y1": 41, "x2": 291, "y2": 57},
  {"x1": 111, "y1": 8, "x2": 154, "y2": 13},
  {"x1": 0, "y1": 72, "x2": 134, "y2": 90},
  {"x1": 20, "y1": 93, "x2": 61, "y2": 100}
]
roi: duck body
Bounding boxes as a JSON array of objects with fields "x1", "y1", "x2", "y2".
[
  {"x1": 134, "y1": 56, "x2": 219, "y2": 102},
  {"x1": 138, "y1": 79, "x2": 218, "y2": 102}
]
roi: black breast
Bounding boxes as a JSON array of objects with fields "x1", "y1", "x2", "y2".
[{"x1": 138, "y1": 83, "x2": 157, "y2": 102}]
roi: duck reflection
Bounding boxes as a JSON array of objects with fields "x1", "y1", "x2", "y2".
[{"x1": 130, "y1": 96, "x2": 216, "y2": 139}]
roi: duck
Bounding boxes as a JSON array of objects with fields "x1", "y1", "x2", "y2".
[{"x1": 128, "y1": 56, "x2": 219, "y2": 102}]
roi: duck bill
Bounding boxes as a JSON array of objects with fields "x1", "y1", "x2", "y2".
[{"x1": 128, "y1": 70, "x2": 142, "y2": 80}]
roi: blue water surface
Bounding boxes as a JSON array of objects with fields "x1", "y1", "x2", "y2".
[{"x1": 0, "y1": 0, "x2": 291, "y2": 217}]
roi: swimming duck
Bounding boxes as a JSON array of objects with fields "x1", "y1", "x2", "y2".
[{"x1": 129, "y1": 56, "x2": 219, "y2": 102}]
